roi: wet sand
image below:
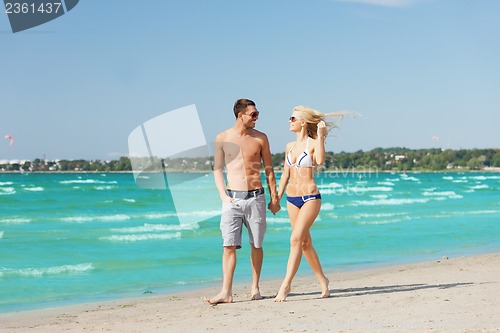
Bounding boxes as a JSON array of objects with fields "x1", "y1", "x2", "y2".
[{"x1": 1, "y1": 253, "x2": 499, "y2": 332}]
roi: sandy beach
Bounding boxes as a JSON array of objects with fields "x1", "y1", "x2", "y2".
[{"x1": 1, "y1": 253, "x2": 499, "y2": 332}]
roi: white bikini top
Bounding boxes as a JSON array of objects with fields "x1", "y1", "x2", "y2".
[{"x1": 286, "y1": 137, "x2": 314, "y2": 168}]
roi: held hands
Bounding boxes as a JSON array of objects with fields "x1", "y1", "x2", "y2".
[
  {"x1": 317, "y1": 121, "x2": 327, "y2": 139},
  {"x1": 268, "y1": 201, "x2": 281, "y2": 215}
]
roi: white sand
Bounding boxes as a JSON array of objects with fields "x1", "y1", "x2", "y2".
[{"x1": 1, "y1": 253, "x2": 499, "y2": 332}]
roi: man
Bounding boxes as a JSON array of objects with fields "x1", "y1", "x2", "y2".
[{"x1": 206, "y1": 98, "x2": 280, "y2": 304}]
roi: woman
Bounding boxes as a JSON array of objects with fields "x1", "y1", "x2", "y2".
[{"x1": 274, "y1": 105, "x2": 344, "y2": 302}]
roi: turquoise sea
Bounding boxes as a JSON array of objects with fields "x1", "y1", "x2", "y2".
[{"x1": 0, "y1": 171, "x2": 499, "y2": 313}]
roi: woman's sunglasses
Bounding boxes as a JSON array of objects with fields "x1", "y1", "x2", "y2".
[{"x1": 289, "y1": 116, "x2": 297, "y2": 122}]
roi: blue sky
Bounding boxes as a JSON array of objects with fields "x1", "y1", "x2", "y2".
[{"x1": 1, "y1": 0, "x2": 499, "y2": 161}]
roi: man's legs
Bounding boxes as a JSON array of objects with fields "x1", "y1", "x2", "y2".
[
  {"x1": 206, "y1": 246, "x2": 236, "y2": 304},
  {"x1": 247, "y1": 194, "x2": 266, "y2": 300},
  {"x1": 250, "y1": 244, "x2": 263, "y2": 300}
]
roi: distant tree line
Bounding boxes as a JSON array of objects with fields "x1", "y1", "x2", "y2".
[
  {"x1": 1, "y1": 148, "x2": 499, "y2": 172},
  {"x1": 1, "y1": 157, "x2": 132, "y2": 172},
  {"x1": 272, "y1": 148, "x2": 499, "y2": 171}
]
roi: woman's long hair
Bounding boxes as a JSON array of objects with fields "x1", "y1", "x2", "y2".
[{"x1": 292, "y1": 105, "x2": 349, "y2": 139}]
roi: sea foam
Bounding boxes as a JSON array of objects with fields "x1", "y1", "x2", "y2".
[
  {"x1": 353, "y1": 198, "x2": 429, "y2": 206},
  {"x1": 0, "y1": 263, "x2": 94, "y2": 278},
  {"x1": 100, "y1": 232, "x2": 181, "y2": 242},
  {"x1": 0, "y1": 218, "x2": 31, "y2": 224},
  {"x1": 24, "y1": 187, "x2": 44, "y2": 191},
  {"x1": 61, "y1": 214, "x2": 131, "y2": 223},
  {"x1": 0, "y1": 187, "x2": 15, "y2": 195},
  {"x1": 422, "y1": 191, "x2": 463, "y2": 199},
  {"x1": 111, "y1": 223, "x2": 198, "y2": 233},
  {"x1": 60, "y1": 179, "x2": 118, "y2": 185}
]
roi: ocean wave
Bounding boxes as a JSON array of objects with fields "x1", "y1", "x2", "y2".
[
  {"x1": 111, "y1": 223, "x2": 198, "y2": 233},
  {"x1": 320, "y1": 186, "x2": 393, "y2": 195},
  {"x1": 357, "y1": 216, "x2": 411, "y2": 225},
  {"x1": 175, "y1": 210, "x2": 221, "y2": 218},
  {"x1": 435, "y1": 209, "x2": 500, "y2": 218},
  {"x1": 0, "y1": 231, "x2": 4, "y2": 238},
  {"x1": 23, "y1": 187, "x2": 44, "y2": 192},
  {"x1": 124, "y1": 199, "x2": 136, "y2": 203},
  {"x1": 59, "y1": 179, "x2": 118, "y2": 185},
  {"x1": 469, "y1": 176, "x2": 487, "y2": 181},
  {"x1": 317, "y1": 182, "x2": 343, "y2": 189},
  {"x1": 422, "y1": 191, "x2": 463, "y2": 199},
  {"x1": 370, "y1": 194, "x2": 389, "y2": 199},
  {"x1": 269, "y1": 226, "x2": 292, "y2": 231},
  {"x1": 353, "y1": 198, "x2": 429, "y2": 206},
  {"x1": 470, "y1": 184, "x2": 489, "y2": 190},
  {"x1": 353, "y1": 212, "x2": 409, "y2": 219},
  {"x1": 377, "y1": 181, "x2": 395, "y2": 186},
  {"x1": 0, "y1": 263, "x2": 94, "y2": 278},
  {"x1": 0, "y1": 217, "x2": 31, "y2": 224},
  {"x1": 100, "y1": 232, "x2": 181, "y2": 242},
  {"x1": 347, "y1": 186, "x2": 393, "y2": 193},
  {"x1": 143, "y1": 210, "x2": 221, "y2": 219},
  {"x1": 318, "y1": 189, "x2": 340, "y2": 195},
  {"x1": 400, "y1": 175, "x2": 420, "y2": 182},
  {"x1": 267, "y1": 217, "x2": 292, "y2": 224},
  {"x1": 144, "y1": 213, "x2": 174, "y2": 219},
  {"x1": 90, "y1": 214, "x2": 130, "y2": 222},
  {"x1": 0, "y1": 181, "x2": 14, "y2": 186},
  {"x1": 384, "y1": 178, "x2": 400, "y2": 182},
  {"x1": 61, "y1": 214, "x2": 131, "y2": 223},
  {"x1": 0, "y1": 187, "x2": 15, "y2": 195},
  {"x1": 94, "y1": 186, "x2": 117, "y2": 191},
  {"x1": 321, "y1": 203, "x2": 335, "y2": 211}
]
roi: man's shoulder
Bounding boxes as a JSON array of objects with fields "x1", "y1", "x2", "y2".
[
  {"x1": 249, "y1": 129, "x2": 268, "y2": 140},
  {"x1": 215, "y1": 129, "x2": 231, "y2": 140}
]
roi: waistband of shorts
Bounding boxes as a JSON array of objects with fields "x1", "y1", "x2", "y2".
[{"x1": 226, "y1": 187, "x2": 265, "y2": 199}]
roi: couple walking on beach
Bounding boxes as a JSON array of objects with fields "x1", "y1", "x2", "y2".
[{"x1": 206, "y1": 98, "x2": 344, "y2": 304}]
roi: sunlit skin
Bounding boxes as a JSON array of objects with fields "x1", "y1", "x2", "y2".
[
  {"x1": 274, "y1": 110, "x2": 330, "y2": 302},
  {"x1": 205, "y1": 105, "x2": 280, "y2": 305}
]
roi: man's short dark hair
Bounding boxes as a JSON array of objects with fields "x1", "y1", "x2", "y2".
[{"x1": 233, "y1": 98, "x2": 256, "y2": 118}]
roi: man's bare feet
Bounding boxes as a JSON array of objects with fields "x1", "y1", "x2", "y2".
[
  {"x1": 205, "y1": 292, "x2": 233, "y2": 305},
  {"x1": 250, "y1": 288, "x2": 263, "y2": 300},
  {"x1": 321, "y1": 277, "x2": 330, "y2": 298},
  {"x1": 274, "y1": 285, "x2": 291, "y2": 302}
]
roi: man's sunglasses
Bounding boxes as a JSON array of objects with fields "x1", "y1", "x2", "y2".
[
  {"x1": 289, "y1": 116, "x2": 297, "y2": 122},
  {"x1": 249, "y1": 111, "x2": 259, "y2": 119}
]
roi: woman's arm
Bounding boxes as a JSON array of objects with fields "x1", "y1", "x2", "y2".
[
  {"x1": 314, "y1": 121, "x2": 327, "y2": 165},
  {"x1": 277, "y1": 143, "x2": 291, "y2": 200}
]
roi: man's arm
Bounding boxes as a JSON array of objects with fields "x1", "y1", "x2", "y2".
[
  {"x1": 260, "y1": 134, "x2": 280, "y2": 214},
  {"x1": 213, "y1": 134, "x2": 231, "y2": 203}
]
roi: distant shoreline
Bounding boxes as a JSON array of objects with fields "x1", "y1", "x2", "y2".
[{"x1": 1, "y1": 168, "x2": 499, "y2": 174}]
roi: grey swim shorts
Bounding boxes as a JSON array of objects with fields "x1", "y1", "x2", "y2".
[{"x1": 220, "y1": 188, "x2": 267, "y2": 249}]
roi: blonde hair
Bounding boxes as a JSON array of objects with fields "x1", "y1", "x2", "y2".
[{"x1": 292, "y1": 105, "x2": 347, "y2": 139}]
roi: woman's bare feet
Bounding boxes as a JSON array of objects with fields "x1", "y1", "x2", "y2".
[
  {"x1": 205, "y1": 291, "x2": 233, "y2": 305},
  {"x1": 274, "y1": 285, "x2": 291, "y2": 302},
  {"x1": 250, "y1": 288, "x2": 263, "y2": 300},
  {"x1": 320, "y1": 277, "x2": 330, "y2": 298}
]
